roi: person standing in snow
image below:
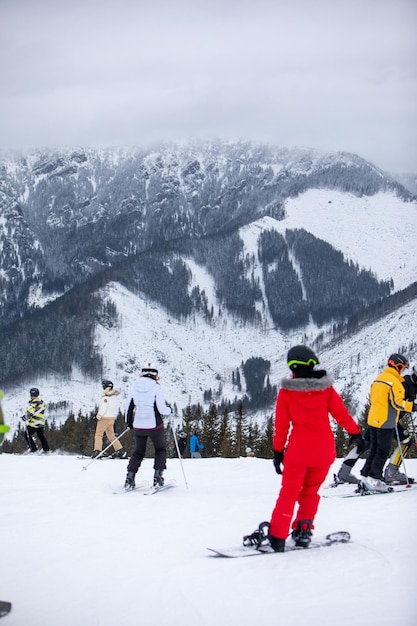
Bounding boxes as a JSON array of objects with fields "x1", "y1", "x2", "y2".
[
  {"x1": 335, "y1": 366, "x2": 417, "y2": 485},
  {"x1": 360, "y1": 354, "x2": 416, "y2": 492},
  {"x1": 124, "y1": 364, "x2": 172, "y2": 489},
  {"x1": 0, "y1": 390, "x2": 10, "y2": 448},
  {"x1": 190, "y1": 431, "x2": 204, "y2": 458},
  {"x1": 21, "y1": 387, "x2": 50, "y2": 453},
  {"x1": 268, "y1": 346, "x2": 364, "y2": 552},
  {"x1": 92, "y1": 380, "x2": 127, "y2": 459},
  {"x1": 177, "y1": 431, "x2": 188, "y2": 457}
]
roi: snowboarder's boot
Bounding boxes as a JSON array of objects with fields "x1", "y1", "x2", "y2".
[
  {"x1": 124, "y1": 471, "x2": 136, "y2": 490},
  {"x1": 153, "y1": 469, "x2": 164, "y2": 487},
  {"x1": 291, "y1": 520, "x2": 313, "y2": 548},
  {"x1": 269, "y1": 536, "x2": 286, "y2": 552}
]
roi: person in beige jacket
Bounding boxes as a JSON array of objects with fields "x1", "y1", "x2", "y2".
[{"x1": 92, "y1": 380, "x2": 127, "y2": 459}]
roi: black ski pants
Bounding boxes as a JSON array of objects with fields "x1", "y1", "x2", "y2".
[
  {"x1": 26, "y1": 425, "x2": 50, "y2": 452},
  {"x1": 360, "y1": 426, "x2": 393, "y2": 480},
  {"x1": 127, "y1": 427, "x2": 167, "y2": 474}
]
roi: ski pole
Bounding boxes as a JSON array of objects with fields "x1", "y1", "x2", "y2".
[
  {"x1": 394, "y1": 420, "x2": 410, "y2": 486},
  {"x1": 81, "y1": 427, "x2": 130, "y2": 471},
  {"x1": 171, "y1": 424, "x2": 188, "y2": 489}
]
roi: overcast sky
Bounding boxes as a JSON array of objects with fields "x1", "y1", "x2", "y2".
[{"x1": 1, "y1": 0, "x2": 416, "y2": 172}]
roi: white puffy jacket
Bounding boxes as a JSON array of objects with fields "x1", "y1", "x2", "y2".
[{"x1": 125, "y1": 376, "x2": 171, "y2": 429}]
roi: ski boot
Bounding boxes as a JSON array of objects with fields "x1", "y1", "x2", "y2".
[
  {"x1": 153, "y1": 469, "x2": 164, "y2": 487},
  {"x1": 124, "y1": 471, "x2": 136, "y2": 490},
  {"x1": 384, "y1": 463, "x2": 414, "y2": 485},
  {"x1": 360, "y1": 475, "x2": 389, "y2": 493},
  {"x1": 291, "y1": 520, "x2": 313, "y2": 548},
  {"x1": 111, "y1": 449, "x2": 128, "y2": 459},
  {"x1": 91, "y1": 450, "x2": 101, "y2": 459}
]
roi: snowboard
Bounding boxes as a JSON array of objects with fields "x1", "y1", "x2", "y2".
[
  {"x1": 0, "y1": 601, "x2": 11, "y2": 618},
  {"x1": 207, "y1": 531, "x2": 351, "y2": 557},
  {"x1": 143, "y1": 479, "x2": 176, "y2": 495}
]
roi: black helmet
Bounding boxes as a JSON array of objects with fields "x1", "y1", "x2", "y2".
[
  {"x1": 30, "y1": 387, "x2": 39, "y2": 397},
  {"x1": 141, "y1": 363, "x2": 159, "y2": 378},
  {"x1": 387, "y1": 354, "x2": 409, "y2": 373},
  {"x1": 287, "y1": 345, "x2": 319, "y2": 371},
  {"x1": 102, "y1": 380, "x2": 113, "y2": 390}
]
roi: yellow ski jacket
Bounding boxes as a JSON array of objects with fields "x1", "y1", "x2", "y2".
[
  {"x1": 25, "y1": 397, "x2": 46, "y2": 428},
  {"x1": 367, "y1": 366, "x2": 414, "y2": 429}
]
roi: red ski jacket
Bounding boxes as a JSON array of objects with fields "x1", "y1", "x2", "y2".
[{"x1": 273, "y1": 374, "x2": 360, "y2": 466}]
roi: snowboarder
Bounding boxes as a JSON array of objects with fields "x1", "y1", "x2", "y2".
[
  {"x1": 190, "y1": 431, "x2": 204, "y2": 458},
  {"x1": 124, "y1": 363, "x2": 172, "y2": 489},
  {"x1": 22, "y1": 388, "x2": 50, "y2": 453},
  {"x1": 268, "y1": 345, "x2": 364, "y2": 552},
  {"x1": 92, "y1": 380, "x2": 127, "y2": 459},
  {"x1": 361, "y1": 354, "x2": 416, "y2": 493}
]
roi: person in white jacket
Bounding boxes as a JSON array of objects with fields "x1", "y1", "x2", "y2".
[
  {"x1": 92, "y1": 380, "x2": 127, "y2": 459},
  {"x1": 124, "y1": 364, "x2": 172, "y2": 489}
]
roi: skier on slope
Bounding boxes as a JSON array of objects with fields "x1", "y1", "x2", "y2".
[
  {"x1": 123, "y1": 363, "x2": 172, "y2": 489},
  {"x1": 335, "y1": 365, "x2": 417, "y2": 486},
  {"x1": 360, "y1": 354, "x2": 417, "y2": 493},
  {"x1": 21, "y1": 387, "x2": 50, "y2": 453},
  {"x1": 268, "y1": 345, "x2": 364, "y2": 552},
  {"x1": 91, "y1": 380, "x2": 128, "y2": 459},
  {"x1": 190, "y1": 431, "x2": 204, "y2": 458}
]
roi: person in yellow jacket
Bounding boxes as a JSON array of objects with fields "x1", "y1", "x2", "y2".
[
  {"x1": 92, "y1": 380, "x2": 127, "y2": 459},
  {"x1": 22, "y1": 387, "x2": 50, "y2": 453},
  {"x1": 361, "y1": 354, "x2": 416, "y2": 492}
]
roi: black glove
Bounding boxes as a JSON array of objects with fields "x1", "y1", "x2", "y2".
[
  {"x1": 273, "y1": 450, "x2": 284, "y2": 475},
  {"x1": 349, "y1": 432, "x2": 366, "y2": 454}
]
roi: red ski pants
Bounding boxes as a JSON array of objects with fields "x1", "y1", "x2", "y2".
[{"x1": 269, "y1": 460, "x2": 330, "y2": 540}]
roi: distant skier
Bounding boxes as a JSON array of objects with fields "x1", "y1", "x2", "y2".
[
  {"x1": 92, "y1": 380, "x2": 127, "y2": 459},
  {"x1": 360, "y1": 354, "x2": 416, "y2": 493},
  {"x1": 0, "y1": 390, "x2": 10, "y2": 449},
  {"x1": 124, "y1": 363, "x2": 172, "y2": 489},
  {"x1": 190, "y1": 431, "x2": 204, "y2": 458},
  {"x1": 21, "y1": 388, "x2": 50, "y2": 453},
  {"x1": 177, "y1": 431, "x2": 188, "y2": 457},
  {"x1": 268, "y1": 345, "x2": 364, "y2": 552}
]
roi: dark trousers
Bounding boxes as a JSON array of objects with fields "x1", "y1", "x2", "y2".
[
  {"x1": 26, "y1": 425, "x2": 50, "y2": 452},
  {"x1": 361, "y1": 426, "x2": 393, "y2": 480},
  {"x1": 127, "y1": 427, "x2": 166, "y2": 474}
]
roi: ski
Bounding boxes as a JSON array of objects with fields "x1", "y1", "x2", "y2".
[
  {"x1": 323, "y1": 482, "x2": 416, "y2": 499},
  {"x1": 0, "y1": 601, "x2": 12, "y2": 618},
  {"x1": 143, "y1": 479, "x2": 176, "y2": 495},
  {"x1": 113, "y1": 480, "x2": 149, "y2": 495},
  {"x1": 207, "y1": 531, "x2": 351, "y2": 558}
]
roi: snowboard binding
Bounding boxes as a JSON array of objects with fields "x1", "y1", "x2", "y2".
[{"x1": 243, "y1": 521, "x2": 271, "y2": 548}]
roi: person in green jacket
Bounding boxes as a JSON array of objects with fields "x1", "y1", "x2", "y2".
[{"x1": 0, "y1": 390, "x2": 11, "y2": 447}]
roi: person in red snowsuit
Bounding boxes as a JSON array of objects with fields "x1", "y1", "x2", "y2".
[{"x1": 269, "y1": 345, "x2": 365, "y2": 552}]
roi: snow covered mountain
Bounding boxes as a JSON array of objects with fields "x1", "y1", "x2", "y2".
[{"x1": 1, "y1": 142, "x2": 417, "y2": 428}]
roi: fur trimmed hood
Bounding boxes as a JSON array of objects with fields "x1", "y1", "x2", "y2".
[
  {"x1": 280, "y1": 374, "x2": 334, "y2": 392},
  {"x1": 102, "y1": 389, "x2": 120, "y2": 397}
]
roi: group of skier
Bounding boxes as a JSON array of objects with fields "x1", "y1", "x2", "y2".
[{"x1": 4, "y1": 345, "x2": 417, "y2": 555}]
